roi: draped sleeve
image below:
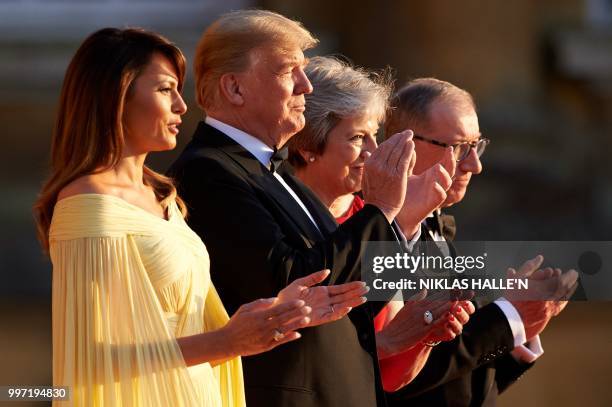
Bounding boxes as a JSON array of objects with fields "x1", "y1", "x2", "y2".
[
  {"x1": 48, "y1": 194, "x2": 243, "y2": 406},
  {"x1": 50, "y1": 233, "x2": 202, "y2": 406},
  {"x1": 203, "y1": 284, "x2": 245, "y2": 407}
]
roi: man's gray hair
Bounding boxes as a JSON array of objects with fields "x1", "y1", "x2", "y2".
[{"x1": 288, "y1": 56, "x2": 393, "y2": 168}]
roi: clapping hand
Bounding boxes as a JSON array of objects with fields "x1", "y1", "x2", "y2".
[
  {"x1": 362, "y1": 130, "x2": 416, "y2": 222},
  {"x1": 396, "y1": 147, "x2": 455, "y2": 236},
  {"x1": 223, "y1": 269, "x2": 369, "y2": 357},
  {"x1": 377, "y1": 289, "x2": 475, "y2": 358},
  {"x1": 278, "y1": 269, "x2": 369, "y2": 327},
  {"x1": 505, "y1": 255, "x2": 579, "y2": 339},
  {"x1": 224, "y1": 297, "x2": 312, "y2": 356}
]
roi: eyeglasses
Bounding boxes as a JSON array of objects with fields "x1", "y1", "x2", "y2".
[{"x1": 413, "y1": 134, "x2": 490, "y2": 162}]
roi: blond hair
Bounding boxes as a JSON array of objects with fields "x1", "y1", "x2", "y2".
[{"x1": 194, "y1": 9, "x2": 318, "y2": 110}]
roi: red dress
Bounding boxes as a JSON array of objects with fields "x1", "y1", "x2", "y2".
[{"x1": 335, "y1": 194, "x2": 365, "y2": 224}]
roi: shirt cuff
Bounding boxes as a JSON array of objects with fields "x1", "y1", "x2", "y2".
[
  {"x1": 511, "y1": 335, "x2": 544, "y2": 363},
  {"x1": 493, "y1": 298, "x2": 526, "y2": 347}
]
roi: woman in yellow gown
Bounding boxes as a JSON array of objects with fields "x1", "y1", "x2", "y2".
[{"x1": 34, "y1": 28, "x2": 369, "y2": 406}]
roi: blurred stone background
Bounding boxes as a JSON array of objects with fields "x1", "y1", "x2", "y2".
[{"x1": 1, "y1": 0, "x2": 611, "y2": 406}]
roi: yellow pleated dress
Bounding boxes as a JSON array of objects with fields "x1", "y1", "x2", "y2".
[{"x1": 49, "y1": 194, "x2": 245, "y2": 407}]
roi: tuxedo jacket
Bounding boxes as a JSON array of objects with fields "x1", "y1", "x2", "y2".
[
  {"x1": 168, "y1": 122, "x2": 399, "y2": 407},
  {"x1": 388, "y1": 221, "x2": 534, "y2": 407}
]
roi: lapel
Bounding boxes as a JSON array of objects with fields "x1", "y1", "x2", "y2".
[
  {"x1": 190, "y1": 122, "x2": 324, "y2": 241},
  {"x1": 258, "y1": 174, "x2": 324, "y2": 240},
  {"x1": 191, "y1": 121, "x2": 267, "y2": 176},
  {"x1": 280, "y1": 171, "x2": 337, "y2": 237}
]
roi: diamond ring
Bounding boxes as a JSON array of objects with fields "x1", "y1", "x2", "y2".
[
  {"x1": 423, "y1": 310, "x2": 434, "y2": 325},
  {"x1": 272, "y1": 329, "x2": 284, "y2": 342}
]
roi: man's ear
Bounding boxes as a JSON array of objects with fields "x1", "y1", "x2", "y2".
[{"x1": 218, "y1": 73, "x2": 244, "y2": 106}]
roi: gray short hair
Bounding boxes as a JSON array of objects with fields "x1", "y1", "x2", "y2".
[
  {"x1": 288, "y1": 56, "x2": 393, "y2": 168},
  {"x1": 194, "y1": 9, "x2": 318, "y2": 111},
  {"x1": 385, "y1": 77, "x2": 475, "y2": 137}
]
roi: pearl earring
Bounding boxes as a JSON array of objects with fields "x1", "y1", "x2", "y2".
[{"x1": 308, "y1": 156, "x2": 315, "y2": 162}]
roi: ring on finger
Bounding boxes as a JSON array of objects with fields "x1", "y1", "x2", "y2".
[
  {"x1": 423, "y1": 310, "x2": 434, "y2": 325},
  {"x1": 272, "y1": 328, "x2": 284, "y2": 342}
]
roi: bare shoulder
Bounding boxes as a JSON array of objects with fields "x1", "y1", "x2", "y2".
[{"x1": 57, "y1": 174, "x2": 112, "y2": 201}]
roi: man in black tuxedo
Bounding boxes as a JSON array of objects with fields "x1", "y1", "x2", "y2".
[
  {"x1": 169, "y1": 10, "x2": 415, "y2": 407},
  {"x1": 384, "y1": 78, "x2": 576, "y2": 406}
]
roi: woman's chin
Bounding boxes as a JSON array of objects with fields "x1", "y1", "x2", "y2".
[
  {"x1": 350, "y1": 174, "x2": 363, "y2": 189},
  {"x1": 154, "y1": 139, "x2": 177, "y2": 152},
  {"x1": 342, "y1": 179, "x2": 362, "y2": 196}
]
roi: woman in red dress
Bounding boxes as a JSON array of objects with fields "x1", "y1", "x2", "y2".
[{"x1": 288, "y1": 56, "x2": 475, "y2": 391}]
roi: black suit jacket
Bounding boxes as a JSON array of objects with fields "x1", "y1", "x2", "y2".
[
  {"x1": 388, "y1": 220, "x2": 534, "y2": 407},
  {"x1": 169, "y1": 122, "x2": 399, "y2": 407}
]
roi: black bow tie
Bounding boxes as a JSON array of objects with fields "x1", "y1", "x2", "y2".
[
  {"x1": 425, "y1": 211, "x2": 457, "y2": 241},
  {"x1": 270, "y1": 146, "x2": 288, "y2": 172},
  {"x1": 425, "y1": 212, "x2": 441, "y2": 235}
]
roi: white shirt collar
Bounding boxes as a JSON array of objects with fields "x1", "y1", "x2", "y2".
[{"x1": 205, "y1": 116, "x2": 274, "y2": 168}]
